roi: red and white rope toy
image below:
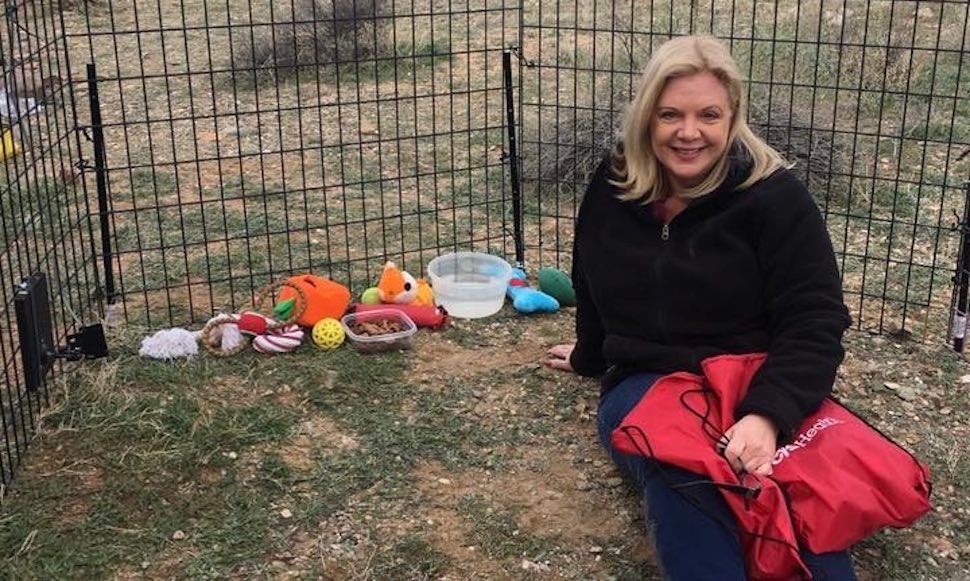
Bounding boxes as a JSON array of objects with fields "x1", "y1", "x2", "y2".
[
  {"x1": 199, "y1": 280, "x2": 309, "y2": 356},
  {"x1": 252, "y1": 324, "x2": 304, "y2": 353},
  {"x1": 201, "y1": 312, "x2": 305, "y2": 356}
]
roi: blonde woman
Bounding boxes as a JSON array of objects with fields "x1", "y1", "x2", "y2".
[{"x1": 546, "y1": 36, "x2": 855, "y2": 579}]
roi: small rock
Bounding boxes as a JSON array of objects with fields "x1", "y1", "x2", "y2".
[
  {"x1": 437, "y1": 478, "x2": 452, "y2": 485},
  {"x1": 896, "y1": 386, "x2": 918, "y2": 401},
  {"x1": 141, "y1": 561, "x2": 150, "y2": 569},
  {"x1": 227, "y1": 451, "x2": 238, "y2": 460},
  {"x1": 520, "y1": 559, "x2": 550, "y2": 572},
  {"x1": 172, "y1": 530, "x2": 187, "y2": 541},
  {"x1": 883, "y1": 381, "x2": 901, "y2": 391},
  {"x1": 589, "y1": 546, "x2": 604, "y2": 554},
  {"x1": 575, "y1": 480, "x2": 593, "y2": 491},
  {"x1": 280, "y1": 508, "x2": 293, "y2": 519},
  {"x1": 605, "y1": 477, "x2": 624, "y2": 488}
]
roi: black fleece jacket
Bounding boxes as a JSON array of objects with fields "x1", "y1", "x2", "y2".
[{"x1": 569, "y1": 153, "x2": 851, "y2": 441}]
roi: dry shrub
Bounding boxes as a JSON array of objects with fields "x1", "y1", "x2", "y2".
[
  {"x1": 230, "y1": 0, "x2": 392, "y2": 81},
  {"x1": 748, "y1": 102, "x2": 848, "y2": 198},
  {"x1": 9, "y1": 0, "x2": 98, "y2": 10},
  {"x1": 525, "y1": 99, "x2": 846, "y2": 200},
  {"x1": 529, "y1": 107, "x2": 621, "y2": 190}
]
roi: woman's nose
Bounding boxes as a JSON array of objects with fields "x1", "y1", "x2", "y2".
[{"x1": 677, "y1": 118, "x2": 700, "y2": 140}]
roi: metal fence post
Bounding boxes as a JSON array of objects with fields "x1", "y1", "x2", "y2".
[
  {"x1": 952, "y1": 174, "x2": 970, "y2": 352},
  {"x1": 503, "y1": 49, "x2": 525, "y2": 268},
  {"x1": 86, "y1": 63, "x2": 115, "y2": 303}
]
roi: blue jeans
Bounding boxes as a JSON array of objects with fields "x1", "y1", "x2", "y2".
[{"x1": 597, "y1": 372, "x2": 857, "y2": 581}]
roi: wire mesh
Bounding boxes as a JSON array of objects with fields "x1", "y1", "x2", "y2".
[
  {"x1": 66, "y1": 0, "x2": 518, "y2": 329},
  {"x1": 518, "y1": 0, "x2": 970, "y2": 339},
  {"x1": 0, "y1": 1, "x2": 101, "y2": 488},
  {"x1": 2, "y1": 0, "x2": 969, "y2": 487}
]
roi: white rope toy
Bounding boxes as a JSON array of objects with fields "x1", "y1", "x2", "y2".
[{"x1": 139, "y1": 328, "x2": 199, "y2": 360}]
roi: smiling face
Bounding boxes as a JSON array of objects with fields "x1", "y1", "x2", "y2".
[{"x1": 650, "y1": 71, "x2": 734, "y2": 195}]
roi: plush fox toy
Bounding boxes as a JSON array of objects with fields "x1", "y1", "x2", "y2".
[{"x1": 376, "y1": 261, "x2": 434, "y2": 306}]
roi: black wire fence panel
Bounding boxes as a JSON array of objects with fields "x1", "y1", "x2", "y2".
[
  {"x1": 66, "y1": 0, "x2": 518, "y2": 328},
  {"x1": 518, "y1": 0, "x2": 970, "y2": 339},
  {"x1": 0, "y1": 3, "x2": 102, "y2": 487},
  {"x1": 1, "y1": 0, "x2": 968, "y2": 486}
]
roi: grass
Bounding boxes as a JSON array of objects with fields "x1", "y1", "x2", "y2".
[
  {"x1": 3, "y1": 314, "x2": 967, "y2": 579},
  {"x1": 459, "y1": 495, "x2": 558, "y2": 561},
  {"x1": 2, "y1": 1, "x2": 970, "y2": 578}
]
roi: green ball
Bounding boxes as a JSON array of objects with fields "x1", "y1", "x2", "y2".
[
  {"x1": 360, "y1": 287, "x2": 381, "y2": 305},
  {"x1": 538, "y1": 268, "x2": 576, "y2": 307}
]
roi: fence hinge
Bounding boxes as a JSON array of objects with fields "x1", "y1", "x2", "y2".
[
  {"x1": 77, "y1": 125, "x2": 93, "y2": 142},
  {"x1": 75, "y1": 158, "x2": 94, "y2": 173},
  {"x1": 507, "y1": 45, "x2": 536, "y2": 68}
]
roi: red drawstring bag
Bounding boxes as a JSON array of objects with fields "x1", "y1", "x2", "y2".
[{"x1": 612, "y1": 353, "x2": 932, "y2": 580}]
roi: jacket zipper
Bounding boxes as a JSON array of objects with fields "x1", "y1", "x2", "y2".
[{"x1": 655, "y1": 224, "x2": 670, "y2": 340}]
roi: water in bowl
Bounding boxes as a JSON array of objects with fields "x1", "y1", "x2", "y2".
[
  {"x1": 433, "y1": 273, "x2": 507, "y2": 318},
  {"x1": 427, "y1": 252, "x2": 511, "y2": 319}
]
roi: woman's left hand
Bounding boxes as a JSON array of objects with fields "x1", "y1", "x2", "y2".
[{"x1": 721, "y1": 414, "x2": 779, "y2": 476}]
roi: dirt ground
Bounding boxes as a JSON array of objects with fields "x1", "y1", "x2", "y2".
[{"x1": 2, "y1": 308, "x2": 969, "y2": 579}]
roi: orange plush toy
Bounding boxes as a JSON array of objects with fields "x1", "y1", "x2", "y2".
[
  {"x1": 277, "y1": 274, "x2": 351, "y2": 327},
  {"x1": 376, "y1": 261, "x2": 434, "y2": 306}
]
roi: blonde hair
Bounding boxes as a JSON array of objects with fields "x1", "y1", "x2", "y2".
[{"x1": 613, "y1": 35, "x2": 786, "y2": 203}]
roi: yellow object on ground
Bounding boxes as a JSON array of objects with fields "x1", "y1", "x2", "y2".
[
  {"x1": 0, "y1": 128, "x2": 20, "y2": 161},
  {"x1": 311, "y1": 317, "x2": 345, "y2": 350}
]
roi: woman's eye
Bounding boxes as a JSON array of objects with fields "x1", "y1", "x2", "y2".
[
  {"x1": 659, "y1": 111, "x2": 677, "y2": 120},
  {"x1": 703, "y1": 111, "x2": 721, "y2": 120}
]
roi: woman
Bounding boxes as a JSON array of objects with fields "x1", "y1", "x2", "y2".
[{"x1": 546, "y1": 36, "x2": 856, "y2": 580}]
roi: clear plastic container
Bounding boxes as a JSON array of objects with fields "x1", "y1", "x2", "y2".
[
  {"x1": 340, "y1": 309, "x2": 417, "y2": 353},
  {"x1": 427, "y1": 252, "x2": 512, "y2": 319}
]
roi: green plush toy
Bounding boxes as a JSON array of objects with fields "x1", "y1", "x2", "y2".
[{"x1": 538, "y1": 268, "x2": 576, "y2": 307}]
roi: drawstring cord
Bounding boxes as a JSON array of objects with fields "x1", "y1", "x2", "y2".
[{"x1": 616, "y1": 378, "x2": 813, "y2": 580}]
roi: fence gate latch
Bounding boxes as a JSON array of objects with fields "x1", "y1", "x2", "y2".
[
  {"x1": 15, "y1": 273, "x2": 108, "y2": 391},
  {"x1": 58, "y1": 324, "x2": 108, "y2": 361}
]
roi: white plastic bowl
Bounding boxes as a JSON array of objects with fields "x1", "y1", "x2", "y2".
[{"x1": 427, "y1": 252, "x2": 512, "y2": 319}]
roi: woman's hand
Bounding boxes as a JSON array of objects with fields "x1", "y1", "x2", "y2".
[
  {"x1": 545, "y1": 343, "x2": 575, "y2": 373},
  {"x1": 720, "y1": 414, "x2": 779, "y2": 476}
]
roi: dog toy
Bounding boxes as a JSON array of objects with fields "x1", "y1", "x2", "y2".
[
  {"x1": 360, "y1": 287, "x2": 381, "y2": 305},
  {"x1": 507, "y1": 268, "x2": 559, "y2": 314},
  {"x1": 199, "y1": 314, "x2": 248, "y2": 356},
  {"x1": 139, "y1": 328, "x2": 199, "y2": 359},
  {"x1": 538, "y1": 268, "x2": 576, "y2": 307},
  {"x1": 276, "y1": 274, "x2": 351, "y2": 327},
  {"x1": 200, "y1": 278, "x2": 306, "y2": 357},
  {"x1": 311, "y1": 318, "x2": 346, "y2": 350},
  {"x1": 253, "y1": 324, "x2": 304, "y2": 353},
  {"x1": 372, "y1": 261, "x2": 434, "y2": 306},
  {"x1": 351, "y1": 303, "x2": 449, "y2": 329}
]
